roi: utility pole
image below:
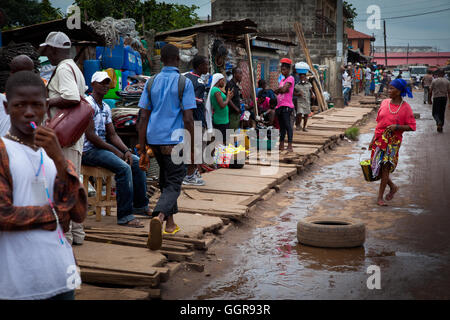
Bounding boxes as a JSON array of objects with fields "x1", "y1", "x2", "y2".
[
  {"x1": 406, "y1": 43, "x2": 409, "y2": 65},
  {"x1": 334, "y1": 0, "x2": 344, "y2": 108},
  {"x1": 383, "y1": 20, "x2": 387, "y2": 67}
]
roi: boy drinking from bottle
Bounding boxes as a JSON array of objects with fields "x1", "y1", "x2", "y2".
[{"x1": 0, "y1": 71, "x2": 87, "y2": 300}]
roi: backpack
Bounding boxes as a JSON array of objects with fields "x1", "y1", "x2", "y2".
[{"x1": 145, "y1": 73, "x2": 187, "y2": 110}]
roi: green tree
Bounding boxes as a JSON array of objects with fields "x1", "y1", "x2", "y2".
[
  {"x1": 0, "y1": 0, "x2": 62, "y2": 29},
  {"x1": 75, "y1": 0, "x2": 200, "y2": 32},
  {"x1": 344, "y1": 1, "x2": 357, "y2": 29}
]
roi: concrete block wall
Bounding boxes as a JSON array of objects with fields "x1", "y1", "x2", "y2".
[{"x1": 212, "y1": 0, "x2": 341, "y2": 65}]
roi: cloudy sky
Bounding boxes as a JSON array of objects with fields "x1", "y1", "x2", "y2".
[{"x1": 51, "y1": 0, "x2": 450, "y2": 51}]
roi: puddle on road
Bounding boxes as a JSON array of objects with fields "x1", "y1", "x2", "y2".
[{"x1": 193, "y1": 106, "x2": 430, "y2": 299}]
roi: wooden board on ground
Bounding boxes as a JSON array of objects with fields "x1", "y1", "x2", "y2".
[
  {"x1": 75, "y1": 284, "x2": 151, "y2": 300},
  {"x1": 291, "y1": 135, "x2": 330, "y2": 145},
  {"x1": 213, "y1": 165, "x2": 297, "y2": 184},
  {"x1": 178, "y1": 193, "x2": 248, "y2": 219},
  {"x1": 307, "y1": 123, "x2": 351, "y2": 130},
  {"x1": 182, "y1": 171, "x2": 272, "y2": 196},
  {"x1": 83, "y1": 212, "x2": 223, "y2": 239},
  {"x1": 300, "y1": 129, "x2": 344, "y2": 138},
  {"x1": 290, "y1": 145, "x2": 321, "y2": 155}
]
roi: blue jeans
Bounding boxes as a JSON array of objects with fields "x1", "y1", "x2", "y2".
[
  {"x1": 343, "y1": 87, "x2": 351, "y2": 106},
  {"x1": 365, "y1": 81, "x2": 370, "y2": 95},
  {"x1": 82, "y1": 148, "x2": 149, "y2": 224}
]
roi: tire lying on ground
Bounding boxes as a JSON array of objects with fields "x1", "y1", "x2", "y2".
[{"x1": 297, "y1": 217, "x2": 366, "y2": 248}]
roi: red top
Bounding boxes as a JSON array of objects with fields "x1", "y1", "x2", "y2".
[{"x1": 374, "y1": 99, "x2": 416, "y2": 149}]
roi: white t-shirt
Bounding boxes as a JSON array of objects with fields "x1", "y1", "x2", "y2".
[
  {"x1": 0, "y1": 94, "x2": 11, "y2": 137},
  {"x1": 0, "y1": 138, "x2": 79, "y2": 300},
  {"x1": 342, "y1": 71, "x2": 352, "y2": 88},
  {"x1": 47, "y1": 59, "x2": 87, "y2": 156}
]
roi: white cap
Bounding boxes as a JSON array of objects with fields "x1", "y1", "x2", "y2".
[
  {"x1": 40, "y1": 32, "x2": 71, "y2": 49},
  {"x1": 91, "y1": 71, "x2": 111, "y2": 84}
]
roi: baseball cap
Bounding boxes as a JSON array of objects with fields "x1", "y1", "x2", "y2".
[
  {"x1": 40, "y1": 31, "x2": 71, "y2": 49},
  {"x1": 91, "y1": 71, "x2": 111, "y2": 84},
  {"x1": 280, "y1": 58, "x2": 292, "y2": 65}
]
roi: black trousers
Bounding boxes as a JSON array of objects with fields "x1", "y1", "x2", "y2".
[
  {"x1": 213, "y1": 122, "x2": 229, "y2": 145},
  {"x1": 432, "y1": 97, "x2": 448, "y2": 126},
  {"x1": 276, "y1": 106, "x2": 293, "y2": 143},
  {"x1": 150, "y1": 145, "x2": 186, "y2": 219}
]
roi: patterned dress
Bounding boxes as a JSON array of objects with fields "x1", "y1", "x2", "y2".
[{"x1": 370, "y1": 99, "x2": 416, "y2": 178}]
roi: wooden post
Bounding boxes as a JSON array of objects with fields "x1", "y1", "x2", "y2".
[
  {"x1": 293, "y1": 22, "x2": 327, "y2": 112},
  {"x1": 244, "y1": 34, "x2": 258, "y2": 117}
]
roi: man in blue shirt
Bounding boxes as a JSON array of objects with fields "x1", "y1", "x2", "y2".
[
  {"x1": 138, "y1": 44, "x2": 196, "y2": 250},
  {"x1": 82, "y1": 71, "x2": 149, "y2": 228}
]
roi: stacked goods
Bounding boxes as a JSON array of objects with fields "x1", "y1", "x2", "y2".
[{"x1": 164, "y1": 34, "x2": 196, "y2": 49}]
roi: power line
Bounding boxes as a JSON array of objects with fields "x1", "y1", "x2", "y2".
[
  {"x1": 354, "y1": 0, "x2": 448, "y2": 15},
  {"x1": 355, "y1": 3, "x2": 450, "y2": 18},
  {"x1": 354, "y1": 7, "x2": 450, "y2": 21}
]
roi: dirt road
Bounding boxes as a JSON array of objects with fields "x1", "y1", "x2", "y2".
[{"x1": 161, "y1": 91, "x2": 450, "y2": 299}]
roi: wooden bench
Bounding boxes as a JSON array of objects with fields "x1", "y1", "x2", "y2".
[{"x1": 81, "y1": 165, "x2": 116, "y2": 222}]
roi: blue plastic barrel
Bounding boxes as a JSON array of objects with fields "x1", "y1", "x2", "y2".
[
  {"x1": 83, "y1": 60, "x2": 101, "y2": 92},
  {"x1": 122, "y1": 45, "x2": 136, "y2": 71},
  {"x1": 155, "y1": 41, "x2": 167, "y2": 49},
  {"x1": 134, "y1": 51, "x2": 143, "y2": 75},
  {"x1": 96, "y1": 38, "x2": 124, "y2": 70},
  {"x1": 121, "y1": 70, "x2": 136, "y2": 90}
]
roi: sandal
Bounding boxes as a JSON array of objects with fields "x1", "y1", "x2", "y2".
[
  {"x1": 163, "y1": 225, "x2": 181, "y2": 235},
  {"x1": 119, "y1": 219, "x2": 144, "y2": 228}
]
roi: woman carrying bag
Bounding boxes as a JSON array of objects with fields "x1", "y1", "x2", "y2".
[{"x1": 368, "y1": 78, "x2": 416, "y2": 206}]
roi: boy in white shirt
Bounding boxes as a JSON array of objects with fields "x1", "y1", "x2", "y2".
[{"x1": 0, "y1": 71, "x2": 87, "y2": 300}]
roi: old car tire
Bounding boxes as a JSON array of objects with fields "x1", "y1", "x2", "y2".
[{"x1": 297, "y1": 217, "x2": 366, "y2": 248}]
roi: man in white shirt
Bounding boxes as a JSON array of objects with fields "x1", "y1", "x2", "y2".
[
  {"x1": 342, "y1": 67, "x2": 352, "y2": 106},
  {"x1": 365, "y1": 65, "x2": 372, "y2": 96},
  {"x1": 40, "y1": 31, "x2": 87, "y2": 245}
]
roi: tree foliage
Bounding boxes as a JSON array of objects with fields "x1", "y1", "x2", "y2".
[
  {"x1": 344, "y1": 1, "x2": 357, "y2": 29},
  {"x1": 0, "y1": 0, "x2": 62, "y2": 29},
  {"x1": 75, "y1": 0, "x2": 200, "y2": 32}
]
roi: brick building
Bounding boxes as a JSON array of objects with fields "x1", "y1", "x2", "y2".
[{"x1": 211, "y1": 0, "x2": 352, "y2": 94}]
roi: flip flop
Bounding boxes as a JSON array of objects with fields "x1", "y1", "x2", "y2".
[
  {"x1": 163, "y1": 225, "x2": 181, "y2": 235},
  {"x1": 148, "y1": 217, "x2": 162, "y2": 250},
  {"x1": 118, "y1": 219, "x2": 144, "y2": 228}
]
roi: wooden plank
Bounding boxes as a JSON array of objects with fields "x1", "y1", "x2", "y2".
[
  {"x1": 182, "y1": 172, "x2": 271, "y2": 196},
  {"x1": 73, "y1": 241, "x2": 167, "y2": 274},
  {"x1": 214, "y1": 165, "x2": 296, "y2": 184},
  {"x1": 80, "y1": 268, "x2": 160, "y2": 287}
]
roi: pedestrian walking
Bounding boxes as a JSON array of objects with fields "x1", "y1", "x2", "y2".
[
  {"x1": 422, "y1": 70, "x2": 434, "y2": 104},
  {"x1": 430, "y1": 69, "x2": 450, "y2": 133},
  {"x1": 138, "y1": 44, "x2": 196, "y2": 250},
  {"x1": 364, "y1": 65, "x2": 372, "y2": 96},
  {"x1": 355, "y1": 63, "x2": 362, "y2": 95},
  {"x1": 0, "y1": 71, "x2": 87, "y2": 300},
  {"x1": 295, "y1": 72, "x2": 315, "y2": 131},
  {"x1": 342, "y1": 66, "x2": 352, "y2": 106},
  {"x1": 368, "y1": 78, "x2": 416, "y2": 206},
  {"x1": 40, "y1": 31, "x2": 87, "y2": 245},
  {"x1": 274, "y1": 58, "x2": 295, "y2": 153}
]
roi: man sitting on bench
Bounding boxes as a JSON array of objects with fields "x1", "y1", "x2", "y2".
[{"x1": 82, "y1": 71, "x2": 149, "y2": 228}]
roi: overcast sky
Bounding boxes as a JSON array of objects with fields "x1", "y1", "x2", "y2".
[{"x1": 51, "y1": 0, "x2": 450, "y2": 51}]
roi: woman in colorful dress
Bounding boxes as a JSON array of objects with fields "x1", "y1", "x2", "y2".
[{"x1": 368, "y1": 78, "x2": 416, "y2": 206}]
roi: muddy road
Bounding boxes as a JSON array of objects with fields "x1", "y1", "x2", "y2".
[{"x1": 162, "y1": 92, "x2": 450, "y2": 300}]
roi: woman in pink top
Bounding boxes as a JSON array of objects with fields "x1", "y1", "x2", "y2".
[
  {"x1": 368, "y1": 78, "x2": 416, "y2": 206},
  {"x1": 274, "y1": 58, "x2": 295, "y2": 152}
]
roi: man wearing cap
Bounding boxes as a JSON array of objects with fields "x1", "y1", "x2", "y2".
[
  {"x1": 40, "y1": 31, "x2": 87, "y2": 244},
  {"x1": 82, "y1": 72, "x2": 149, "y2": 227}
]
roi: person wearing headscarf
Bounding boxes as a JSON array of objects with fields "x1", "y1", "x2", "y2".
[
  {"x1": 274, "y1": 58, "x2": 295, "y2": 152},
  {"x1": 368, "y1": 78, "x2": 416, "y2": 206},
  {"x1": 205, "y1": 73, "x2": 234, "y2": 144}
]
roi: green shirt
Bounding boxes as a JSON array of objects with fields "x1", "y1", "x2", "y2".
[{"x1": 211, "y1": 86, "x2": 229, "y2": 125}]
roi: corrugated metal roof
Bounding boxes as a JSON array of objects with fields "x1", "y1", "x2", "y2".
[
  {"x1": 345, "y1": 27, "x2": 375, "y2": 41},
  {"x1": 155, "y1": 19, "x2": 258, "y2": 39}
]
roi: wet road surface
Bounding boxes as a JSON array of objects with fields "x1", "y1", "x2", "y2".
[{"x1": 163, "y1": 92, "x2": 450, "y2": 300}]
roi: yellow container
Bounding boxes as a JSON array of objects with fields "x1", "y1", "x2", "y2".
[{"x1": 154, "y1": 49, "x2": 161, "y2": 55}]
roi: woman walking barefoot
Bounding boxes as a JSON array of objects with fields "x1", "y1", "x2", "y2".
[{"x1": 368, "y1": 79, "x2": 416, "y2": 206}]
